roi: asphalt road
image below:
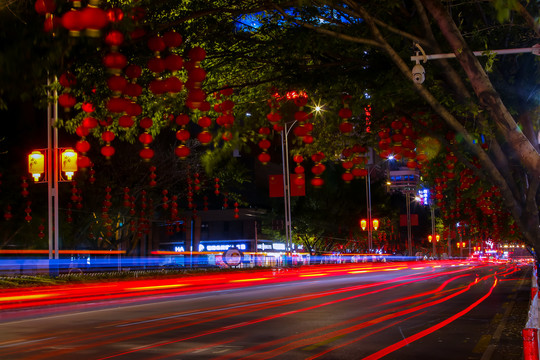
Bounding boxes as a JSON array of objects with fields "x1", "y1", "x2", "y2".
[{"x1": 0, "y1": 261, "x2": 531, "y2": 359}]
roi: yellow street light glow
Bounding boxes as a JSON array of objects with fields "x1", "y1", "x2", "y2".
[
  {"x1": 61, "y1": 148, "x2": 78, "y2": 180},
  {"x1": 28, "y1": 151, "x2": 45, "y2": 182}
]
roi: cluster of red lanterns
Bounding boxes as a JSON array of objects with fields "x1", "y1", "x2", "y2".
[
  {"x1": 338, "y1": 95, "x2": 354, "y2": 134},
  {"x1": 214, "y1": 88, "x2": 235, "y2": 141},
  {"x1": 310, "y1": 152, "x2": 326, "y2": 187},
  {"x1": 340, "y1": 145, "x2": 370, "y2": 182},
  {"x1": 257, "y1": 127, "x2": 272, "y2": 165},
  {"x1": 378, "y1": 117, "x2": 420, "y2": 168}
]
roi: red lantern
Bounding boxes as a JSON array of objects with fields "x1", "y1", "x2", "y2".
[
  {"x1": 103, "y1": 52, "x2": 127, "y2": 71},
  {"x1": 76, "y1": 126, "x2": 90, "y2": 137},
  {"x1": 176, "y1": 129, "x2": 190, "y2": 141},
  {"x1": 81, "y1": 102, "x2": 95, "y2": 113},
  {"x1": 118, "y1": 115, "x2": 134, "y2": 128},
  {"x1": 148, "y1": 57, "x2": 165, "y2": 73},
  {"x1": 148, "y1": 36, "x2": 165, "y2": 53},
  {"x1": 258, "y1": 152, "x2": 271, "y2": 164},
  {"x1": 258, "y1": 139, "x2": 271, "y2": 150},
  {"x1": 140, "y1": 117, "x2": 153, "y2": 129},
  {"x1": 163, "y1": 31, "x2": 183, "y2": 48},
  {"x1": 139, "y1": 148, "x2": 154, "y2": 160},
  {"x1": 198, "y1": 116, "x2": 212, "y2": 128},
  {"x1": 35, "y1": 0, "x2": 56, "y2": 15},
  {"x1": 58, "y1": 93, "x2": 76, "y2": 108},
  {"x1": 76, "y1": 140, "x2": 91, "y2": 153},
  {"x1": 339, "y1": 122, "x2": 353, "y2": 134},
  {"x1": 164, "y1": 54, "x2": 183, "y2": 71},
  {"x1": 198, "y1": 131, "x2": 212, "y2": 144},
  {"x1": 175, "y1": 145, "x2": 190, "y2": 159},
  {"x1": 188, "y1": 47, "x2": 206, "y2": 61},
  {"x1": 311, "y1": 177, "x2": 324, "y2": 187},
  {"x1": 106, "y1": 7, "x2": 124, "y2": 22},
  {"x1": 189, "y1": 68, "x2": 206, "y2": 82},
  {"x1": 338, "y1": 108, "x2": 352, "y2": 118},
  {"x1": 124, "y1": 83, "x2": 143, "y2": 98},
  {"x1": 106, "y1": 97, "x2": 128, "y2": 113},
  {"x1": 101, "y1": 145, "x2": 115, "y2": 158},
  {"x1": 125, "y1": 64, "x2": 142, "y2": 79},
  {"x1": 59, "y1": 72, "x2": 77, "y2": 88},
  {"x1": 61, "y1": 10, "x2": 84, "y2": 35},
  {"x1": 175, "y1": 114, "x2": 190, "y2": 126},
  {"x1": 81, "y1": 5, "x2": 108, "y2": 36},
  {"x1": 342, "y1": 172, "x2": 354, "y2": 183},
  {"x1": 107, "y1": 75, "x2": 127, "y2": 92},
  {"x1": 139, "y1": 133, "x2": 153, "y2": 145},
  {"x1": 105, "y1": 30, "x2": 124, "y2": 47},
  {"x1": 102, "y1": 130, "x2": 115, "y2": 142},
  {"x1": 82, "y1": 116, "x2": 98, "y2": 129}
]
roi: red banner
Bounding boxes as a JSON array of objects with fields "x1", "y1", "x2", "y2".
[
  {"x1": 400, "y1": 214, "x2": 418, "y2": 226},
  {"x1": 269, "y1": 174, "x2": 305, "y2": 197}
]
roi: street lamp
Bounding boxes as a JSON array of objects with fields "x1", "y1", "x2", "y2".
[
  {"x1": 360, "y1": 218, "x2": 379, "y2": 250},
  {"x1": 26, "y1": 77, "x2": 78, "y2": 261}
]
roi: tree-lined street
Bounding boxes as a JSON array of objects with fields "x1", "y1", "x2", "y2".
[{"x1": 0, "y1": 261, "x2": 531, "y2": 359}]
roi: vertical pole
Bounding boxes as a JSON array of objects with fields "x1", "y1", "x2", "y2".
[
  {"x1": 448, "y1": 230, "x2": 452, "y2": 258},
  {"x1": 47, "y1": 78, "x2": 53, "y2": 260},
  {"x1": 53, "y1": 85, "x2": 59, "y2": 260},
  {"x1": 406, "y1": 191, "x2": 412, "y2": 257},
  {"x1": 280, "y1": 128, "x2": 289, "y2": 265},
  {"x1": 431, "y1": 205, "x2": 436, "y2": 258},
  {"x1": 367, "y1": 170, "x2": 373, "y2": 251}
]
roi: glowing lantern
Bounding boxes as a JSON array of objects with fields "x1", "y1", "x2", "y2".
[
  {"x1": 436, "y1": 234, "x2": 440, "y2": 242},
  {"x1": 372, "y1": 219, "x2": 379, "y2": 231},
  {"x1": 28, "y1": 151, "x2": 45, "y2": 182},
  {"x1": 428, "y1": 235, "x2": 433, "y2": 243},
  {"x1": 360, "y1": 219, "x2": 367, "y2": 231},
  {"x1": 61, "y1": 148, "x2": 78, "y2": 180}
]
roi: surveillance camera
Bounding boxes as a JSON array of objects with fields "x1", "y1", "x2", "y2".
[{"x1": 412, "y1": 63, "x2": 425, "y2": 84}]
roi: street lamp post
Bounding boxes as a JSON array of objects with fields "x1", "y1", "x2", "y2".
[
  {"x1": 27, "y1": 77, "x2": 77, "y2": 261},
  {"x1": 280, "y1": 120, "x2": 297, "y2": 265}
]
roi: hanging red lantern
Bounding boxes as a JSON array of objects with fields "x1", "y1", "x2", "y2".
[
  {"x1": 198, "y1": 116, "x2": 212, "y2": 128},
  {"x1": 175, "y1": 114, "x2": 190, "y2": 126},
  {"x1": 81, "y1": 5, "x2": 108, "y2": 36},
  {"x1": 148, "y1": 36, "x2": 165, "y2": 53},
  {"x1": 35, "y1": 0, "x2": 56, "y2": 15},
  {"x1": 61, "y1": 10, "x2": 84, "y2": 36},
  {"x1": 125, "y1": 64, "x2": 142, "y2": 79},
  {"x1": 140, "y1": 148, "x2": 154, "y2": 161},
  {"x1": 140, "y1": 117, "x2": 153, "y2": 129},
  {"x1": 107, "y1": 75, "x2": 127, "y2": 93},
  {"x1": 163, "y1": 31, "x2": 183, "y2": 48},
  {"x1": 103, "y1": 52, "x2": 127, "y2": 71},
  {"x1": 190, "y1": 68, "x2": 207, "y2": 82},
  {"x1": 139, "y1": 133, "x2": 153, "y2": 145},
  {"x1": 105, "y1": 30, "x2": 124, "y2": 47},
  {"x1": 258, "y1": 152, "x2": 271, "y2": 165},
  {"x1": 342, "y1": 172, "x2": 354, "y2": 183},
  {"x1": 118, "y1": 115, "x2": 134, "y2": 128},
  {"x1": 58, "y1": 93, "x2": 77, "y2": 108},
  {"x1": 77, "y1": 156, "x2": 92, "y2": 169},
  {"x1": 164, "y1": 54, "x2": 184, "y2": 71},
  {"x1": 175, "y1": 145, "x2": 190, "y2": 159},
  {"x1": 101, "y1": 145, "x2": 115, "y2": 158},
  {"x1": 197, "y1": 131, "x2": 212, "y2": 144},
  {"x1": 188, "y1": 47, "x2": 206, "y2": 62},
  {"x1": 59, "y1": 72, "x2": 77, "y2": 88},
  {"x1": 106, "y1": 7, "x2": 124, "y2": 22},
  {"x1": 76, "y1": 140, "x2": 91, "y2": 153},
  {"x1": 148, "y1": 57, "x2": 165, "y2": 73},
  {"x1": 102, "y1": 130, "x2": 115, "y2": 142},
  {"x1": 311, "y1": 177, "x2": 324, "y2": 187},
  {"x1": 176, "y1": 129, "x2": 190, "y2": 141},
  {"x1": 258, "y1": 139, "x2": 271, "y2": 150}
]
